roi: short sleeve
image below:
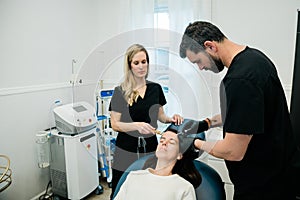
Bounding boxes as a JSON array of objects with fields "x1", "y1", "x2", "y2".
[
  {"x1": 224, "y1": 78, "x2": 264, "y2": 134},
  {"x1": 109, "y1": 86, "x2": 127, "y2": 113},
  {"x1": 158, "y1": 84, "x2": 167, "y2": 106}
]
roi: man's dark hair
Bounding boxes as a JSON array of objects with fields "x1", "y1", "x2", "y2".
[{"x1": 179, "y1": 21, "x2": 227, "y2": 58}]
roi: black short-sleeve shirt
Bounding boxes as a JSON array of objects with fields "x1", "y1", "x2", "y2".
[
  {"x1": 221, "y1": 47, "x2": 296, "y2": 196},
  {"x1": 109, "y1": 80, "x2": 166, "y2": 152}
]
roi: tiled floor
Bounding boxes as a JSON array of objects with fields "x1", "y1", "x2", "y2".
[{"x1": 85, "y1": 178, "x2": 112, "y2": 200}]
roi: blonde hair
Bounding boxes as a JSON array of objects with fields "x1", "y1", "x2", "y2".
[{"x1": 121, "y1": 44, "x2": 149, "y2": 104}]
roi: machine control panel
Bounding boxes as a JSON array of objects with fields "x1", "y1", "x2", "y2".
[{"x1": 53, "y1": 101, "x2": 97, "y2": 134}]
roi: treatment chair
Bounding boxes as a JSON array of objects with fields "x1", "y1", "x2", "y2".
[{"x1": 113, "y1": 119, "x2": 226, "y2": 200}]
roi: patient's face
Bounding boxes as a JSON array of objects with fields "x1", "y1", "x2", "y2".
[{"x1": 156, "y1": 131, "x2": 181, "y2": 161}]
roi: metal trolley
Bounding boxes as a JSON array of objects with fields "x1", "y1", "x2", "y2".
[{"x1": 96, "y1": 89, "x2": 117, "y2": 188}]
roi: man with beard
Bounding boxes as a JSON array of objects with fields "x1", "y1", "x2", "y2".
[{"x1": 179, "y1": 21, "x2": 299, "y2": 200}]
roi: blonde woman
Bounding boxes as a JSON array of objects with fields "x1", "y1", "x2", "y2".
[{"x1": 109, "y1": 44, "x2": 183, "y2": 199}]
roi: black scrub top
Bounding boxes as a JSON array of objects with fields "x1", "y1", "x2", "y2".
[
  {"x1": 109, "y1": 80, "x2": 167, "y2": 152},
  {"x1": 220, "y1": 47, "x2": 296, "y2": 196}
]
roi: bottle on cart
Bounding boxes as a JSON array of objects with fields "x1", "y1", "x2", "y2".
[{"x1": 36, "y1": 130, "x2": 50, "y2": 168}]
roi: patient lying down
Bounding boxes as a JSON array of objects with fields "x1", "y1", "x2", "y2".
[{"x1": 114, "y1": 125, "x2": 202, "y2": 200}]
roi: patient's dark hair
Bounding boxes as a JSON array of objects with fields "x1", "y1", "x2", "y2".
[{"x1": 143, "y1": 127, "x2": 202, "y2": 188}]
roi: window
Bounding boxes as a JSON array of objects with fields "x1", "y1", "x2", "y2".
[{"x1": 153, "y1": 0, "x2": 169, "y2": 75}]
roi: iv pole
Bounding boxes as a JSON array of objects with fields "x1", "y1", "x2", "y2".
[{"x1": 71, "y1": 59, "x2": 77, "y2": 104}]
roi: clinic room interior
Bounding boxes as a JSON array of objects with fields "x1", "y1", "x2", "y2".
[{"x1": 1, "y1": 0, "x2": 300, "y2": 199}]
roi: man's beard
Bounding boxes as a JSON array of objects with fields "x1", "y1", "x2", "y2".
[
  {"x1": 209, "y1": 56, "x2": 224, "y2": 73},
  {"x1": 215, "y1": 59, "x2": 225, "y2": 72}
]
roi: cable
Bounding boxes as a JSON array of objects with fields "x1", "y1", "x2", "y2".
[
  {"x1": 0, "y1": 154, "x2": 12, "y2": 192},
  {"x1": 39, "y1": 181, "x2": 52, "y2": 200}
]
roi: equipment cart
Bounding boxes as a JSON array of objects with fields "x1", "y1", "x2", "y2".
[{"x1": 96, "y1": 89, "x2": 117, "y2": 188}]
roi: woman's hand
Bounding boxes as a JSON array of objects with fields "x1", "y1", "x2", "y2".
[
  {"x1": 170, "y1": 114, "x2": 184, "y2": 125},
  {"x1": 158, "y1": 106, "x2": 183, "y2": 125},
  {"x1": 135, "y1": 122, "x2": 155, "y2": 135},
  {"x1": 111, "y1": 111, "x2": 155, "y2": 134}
]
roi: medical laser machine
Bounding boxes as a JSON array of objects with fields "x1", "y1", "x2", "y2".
[
  {"x1": 53, "y1": 101, "x2": 97, "y2": 135},
  {"x1": 50, "y1": 102, "x2": 102, "y2": 199}
]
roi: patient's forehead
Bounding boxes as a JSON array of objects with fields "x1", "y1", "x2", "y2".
[{"x1": 161, "y1": 131, "x2": 178, "y2": 141}]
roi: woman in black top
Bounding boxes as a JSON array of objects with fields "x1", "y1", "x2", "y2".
[{"x1": 109, "y1": 44, "x2": 183, "y2": 199}]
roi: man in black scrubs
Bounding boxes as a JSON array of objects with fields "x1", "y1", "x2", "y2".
[{"x1": 180, "y1": 21, "x2": 300, "y2": 200}]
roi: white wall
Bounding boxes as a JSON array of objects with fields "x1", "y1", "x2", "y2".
[
  {"x1": 0, "y1": 0, "x2": 299, "y2": 199},
  {"x1": 211, "y1": 0, "x2": 300, "y2": 106},
  {"x1": 0, "y1": 0, "x2": 118, "y2": 199}
]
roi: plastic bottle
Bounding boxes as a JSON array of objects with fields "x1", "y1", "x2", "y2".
[{"x1": 36, "y1": 131, "x2": 50, "y2": 168}]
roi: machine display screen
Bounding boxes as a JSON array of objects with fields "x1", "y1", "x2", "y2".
[{"x1": 73, "y1": 105, "x2": 87, "y2": 112}]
